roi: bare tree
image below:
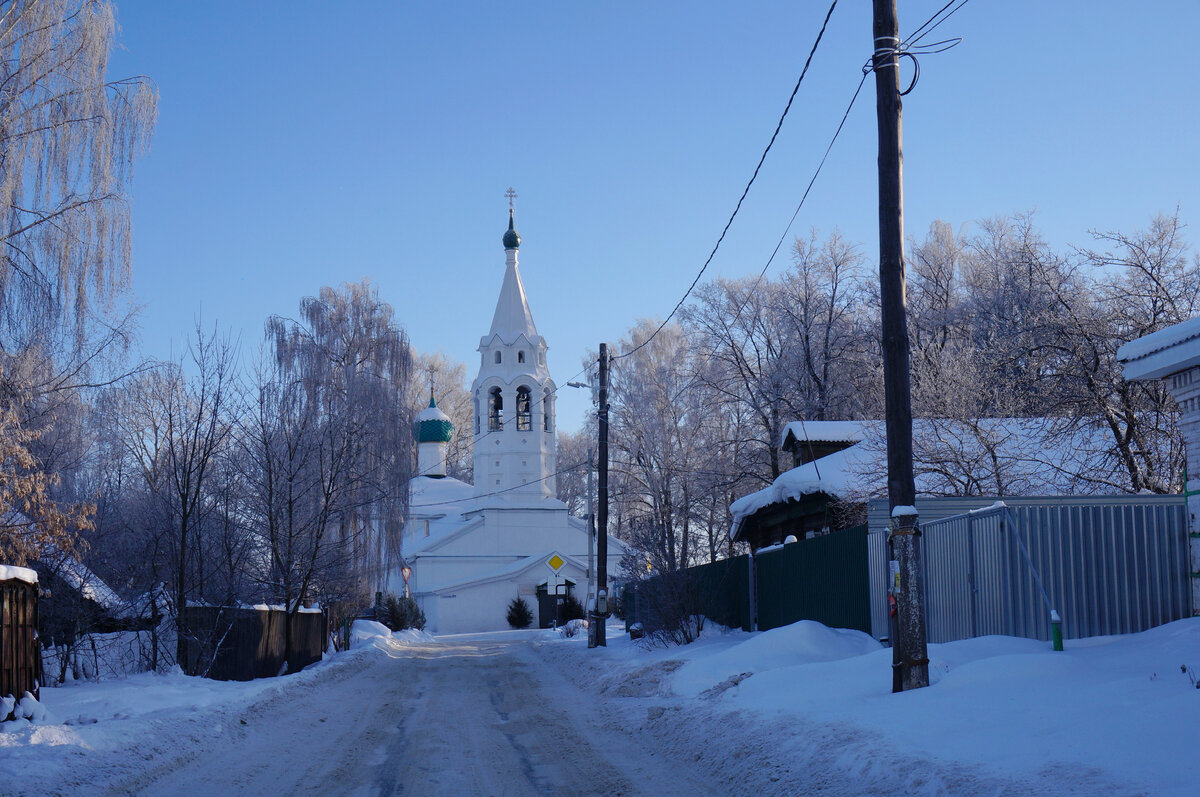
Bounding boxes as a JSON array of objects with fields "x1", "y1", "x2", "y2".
[{"x1": 105, "y1": 326, "x2": 238, "y2": 664}]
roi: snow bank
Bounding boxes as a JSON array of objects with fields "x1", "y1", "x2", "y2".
[
  {"x1": 673, "y1": 620, "x2": 880, "y2": 698},
  {"x1": 573, "y1": 617, "x2": 1200, "y2": 795},
  {"x1": 351, "y1": 620, "x2": 435, "y2": 652}
]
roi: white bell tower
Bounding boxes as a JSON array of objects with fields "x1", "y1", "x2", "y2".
[{"x1": 470, "y1": 206, "x2": 558, "y2": 502}]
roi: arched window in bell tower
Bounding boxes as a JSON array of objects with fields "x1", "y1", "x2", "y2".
[
  {"x1": 543, "y1": 387, "x2": 553, "y2": 432},
  {"x1": 516, "y1": 386, "x2": 532, "y2": 431},
  {"x1": 494, "y1": 351, "x2": 502, "y2": 364},
  {"x1": 488, "y1": 387, "x2": 503, "y2": 430},
  {"x1": 518, "y1": 350, "x2": 526, "y2": 364},
  {"x1": 474, "y1": 393, "x2": 480, "y2": 435}
]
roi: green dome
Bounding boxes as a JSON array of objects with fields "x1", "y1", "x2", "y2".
[
  {"x1": 503, "y1": 209, "x2": 521, "y2": 249},
  {"x1": 415, "y1": 396, "x2": 453, "y2": 443}
]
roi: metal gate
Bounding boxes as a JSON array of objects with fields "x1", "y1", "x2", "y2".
[{"x1": 868, "y1": 496, "x2": 1190, "y2": 643}]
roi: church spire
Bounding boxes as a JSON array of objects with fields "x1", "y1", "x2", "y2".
[{"x1": 489, "y1": 208, "x2": 538, "y2": 342}]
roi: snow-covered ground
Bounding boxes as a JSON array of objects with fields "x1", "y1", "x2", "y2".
[
  {"x1": 537, "y1": 617, "x2": 1199, "y2": 795},
  {"x1": 3, "y1": 617, "x2": 1196, "y2": 795}
]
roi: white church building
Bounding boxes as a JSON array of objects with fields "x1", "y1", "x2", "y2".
[{"x1": 383, "y1": 210, "x2": 628, "y2": 634}]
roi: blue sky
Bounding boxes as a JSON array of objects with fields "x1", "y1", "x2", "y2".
[{"x1": 107, "y1": 1, "x2": 1200, "y2": 433}]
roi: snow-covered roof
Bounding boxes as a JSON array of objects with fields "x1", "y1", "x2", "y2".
[
  {"x1": 780, "y1": 420, "x2": 873, "y2": 448},
  {"x1": 0, "y1": 564, "x2": 37, "y2": 584},
  {"x1": 730, "y1": 444, "x2": 875, "y2": 533},
  {"x1": 731, "y1": 417, "x2": 1116, "y2": 540},
  {"x1": 1118, "y1": 316, "x2": 1200, "y2": 381},
  {"x1": 51, "y1": 555, "x2": 127, "y2": 614},
  {"x1": 409, "y1": 475, "x2": 476, "y2": 513}
]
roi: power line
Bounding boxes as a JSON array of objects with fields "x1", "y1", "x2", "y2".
[
  {"x1": 907, "y1": 0, "x2": 972, "y2": 46},
  {"x1": 409, "y1": 457, "x2": 589, "y2": 508},
  {"x1": 719, "y1": 71, "x2": 869, "y2": 340},
  {"x1": 418, "y1": 358, "x2": 596, "y2": 478},
  {"x1": 614, "y1": 0, "x2": 842, "y2": 362}
]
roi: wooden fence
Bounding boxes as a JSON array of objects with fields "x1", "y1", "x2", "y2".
[
  {"x1": 1, "y1": 574, "x2": 40, "y2": 720},
  {"x1": 179, "y1": 606, "x2": 327, "y2": 681}
]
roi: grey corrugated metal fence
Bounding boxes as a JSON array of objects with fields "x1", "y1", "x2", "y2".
[{"x1": 867, "y1": 495, "x2": 1190, "y2": 643}]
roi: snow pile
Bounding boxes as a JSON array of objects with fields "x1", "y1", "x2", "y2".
[
  {"x1": 3, "y1": 693, "x2": 48, "y2": 725},
  {"x1": 350, "y1": 620, "x2": 435, "y2": 652},
  {"x1": 672, "y1": 620, "x2": 881, "y2": 698}
]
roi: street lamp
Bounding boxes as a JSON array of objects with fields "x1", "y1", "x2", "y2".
[{"x1": 400, "y1": 561, "x2": 413, "y2": 599}]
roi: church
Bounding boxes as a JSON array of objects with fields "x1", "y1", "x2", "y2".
[{"x1": 382, "y1": 209, "x2": 628, "y2": 634}]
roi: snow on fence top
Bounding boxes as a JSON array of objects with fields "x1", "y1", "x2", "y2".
[{"x1": 0, "y1": 564, "x2": 38, "y2": 584}]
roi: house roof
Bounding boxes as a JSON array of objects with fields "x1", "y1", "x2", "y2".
[
  {"x1": 731, "y1": 417, "x2": 1116, "y2": 541},
  {"x1": 781, "y1": 420, "x2": 874, "y2": 449},
  {"x1": 1118, "y1": 316, "x2": 1200, "y2": 381}
]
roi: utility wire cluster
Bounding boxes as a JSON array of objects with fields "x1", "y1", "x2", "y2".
[
  {"x1": 616, "y1": 0, "x2": 971, "y2": 362},
  {"x1": 421, "y1": 0, "x2": 973, "y2": 509}
]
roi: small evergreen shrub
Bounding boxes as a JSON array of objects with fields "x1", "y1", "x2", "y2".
[
  {"x1": 382, "y1": 593, "x2": 426, "y2": 631},
  {"x1": 506, "y1": 596, "x2": 533, "y2": 629},
  {"x1": 561, "y1": 593, "x2": 585, "y2": 622}
]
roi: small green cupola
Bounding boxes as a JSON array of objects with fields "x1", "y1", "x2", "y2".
[
  {"x1": 415, "y1": 394, "x2": 453, "y2": 444},
  {"x1": 415, "y1": 392, "x2": 453, "y2": 478},
  {"x1": 502, "y1": 208, "x2": 521, "y2": 250}
]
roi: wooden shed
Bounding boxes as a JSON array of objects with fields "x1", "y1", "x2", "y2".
[{"x1": 1, "y1": 565, "x2": 40, "y2": 720}]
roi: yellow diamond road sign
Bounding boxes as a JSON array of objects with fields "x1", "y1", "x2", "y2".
[{"x1": 547, "y1": 554, "x2": 564, "y2": 572}]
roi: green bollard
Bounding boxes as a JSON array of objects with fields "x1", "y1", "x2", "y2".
[{"x1": 1050, "y1": 610, "x2": 1063, "y2": 652}]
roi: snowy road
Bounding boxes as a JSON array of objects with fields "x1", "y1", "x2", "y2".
[{"x1": 114, "y1": 634, "x2": 719, "y2": 797}]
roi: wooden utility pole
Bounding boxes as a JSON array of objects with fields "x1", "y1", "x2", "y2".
[
  {"x1": 596, "y1": 344, "x2": 609, "y2": 647},
  {"x1": 873, "y1": 0, "x2": 928, "y2": 692},
  {"x1": 587, "y1": 445, "x2": 598, "y2": 648}
]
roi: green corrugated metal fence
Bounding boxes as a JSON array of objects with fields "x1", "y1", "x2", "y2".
[
  {"x1": 755, "y1": 525, "x2": 870, "y2": 633},
  {"x1": 627, "y1": 525, "x2": 870, "y2": 635}
]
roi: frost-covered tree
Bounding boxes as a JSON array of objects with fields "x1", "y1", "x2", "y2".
[
  {"x1": 0, "y1": 0, "x2": 155, "y2": 343},
  {"x1": 0, "y1": 0, "x2": 154, "y2": 566},
  {"x1": 409, "y1": 350, "x2": 472, "y2": 482},
  {"x1": 262, "y1": 280, "x2": 415, "y2": 608}
]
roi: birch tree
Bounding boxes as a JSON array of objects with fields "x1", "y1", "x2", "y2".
[
  {"x1": 264, "y1": 280, "x2": 415, "y2": 608},
  {"x1": 0, "y1": 0, "x2": 154, "y2": 566},
  {"x1": 0, "y1": 0, "x2": 155, "y2": 343}
]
